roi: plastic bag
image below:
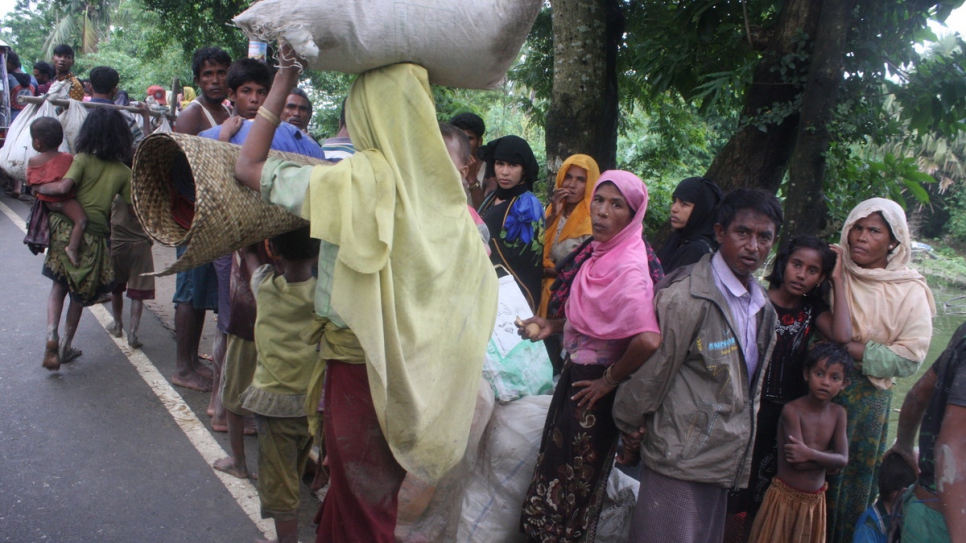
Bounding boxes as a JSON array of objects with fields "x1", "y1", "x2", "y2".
[
  {"x1": 233, "y1": 0, "x2": 542, "y2": 90},
  {"x1": 482, "y1": 274, "x2": 554, "y2": 403},
  {"x1": 58, "y1": 99, "x2": 89, "y2": 154},
  {"x1": 458, "y1": 394, "x2": 551, "y2": 543},
  {"x1": 595, "y1": 468, "x2": 641, "y2": 543},
  {"x1": 0, "y1": 98, "x2": 66, "y2": 182}
]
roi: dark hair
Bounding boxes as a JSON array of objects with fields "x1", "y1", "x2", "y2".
[
  {"x1": 53, "y1": 44, "x2": 75, "y2": 58},
  {"x1": 878, "y1": 453, "x2": 916, "y2": 501},
  {"x1": 33, "y1": 61, "x2": 55, "y2": 79},
  {"x1": 716, "y1": 188, "x2": 783, "y2": 234},
  {"x1": 227, "y1": 58, "x2": 272, "y2": 93},
  {"x1": 190, "y1": 47, "x2": 231, "y2": 78},
  {"x1": 89, "y1": 66, "x2": 119, "y2": 95},
  {"x1": 439, "y1": 123, "x2": 471, "y2": 166},
  {"x1": 75, "y1": 108, "x2": 133, "y2": 164},
  {"x1": 270, "y1": 226, "x2": 320, "y2": 261},
  {"x1": 449, "y1": 112, "x2": 485, "y2": 139},
  {"x1": 7, "y1": 50, "x2": 20, "y2": 69},
  {"x1": 29, "y1": 117, "x2": 64, "y2": 150},
  {"x1": 805, "y1": 342, "x2": 854, "y2": 377},
  {"x1": 765, "y1": 235, "x2": 836, "y2": 295},
  {"x1": 286, "y1": 87, "x2": 312, "y2": 117}
]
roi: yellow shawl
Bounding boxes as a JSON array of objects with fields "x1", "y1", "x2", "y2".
[
  {"x1": 538, "y1": 154, "x2": 599, "y2": 317},
  {"x1": 839, "y1": 198, "x2": 935, "y2": 387},
  {"x1": 300, "y1": 64, "x2": 498, "y2": 483}
]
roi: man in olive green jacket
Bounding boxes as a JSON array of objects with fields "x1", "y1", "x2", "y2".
[{"x1": 614, "y1": 188, "x2": 782, "y2": 543}]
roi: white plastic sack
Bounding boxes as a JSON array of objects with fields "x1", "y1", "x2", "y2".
[
  {"x1": 0, "y1": 99, "x2": 68, "y2": 182},
  {"x1": 483, "y1": 275, "x2": 554, "y2": 403},
  {"x1": 58, "y1": 99, "x2": 89, "y2": 154},
  {"x1": 233, "y1": 0, "x2": 542, "y2": 90},
  {"x1": 595, "y1": 468, "x2": 641, "y2": 543},
  {"x1": 458, "y1": 394, "x2": 551, "y2": 543}
]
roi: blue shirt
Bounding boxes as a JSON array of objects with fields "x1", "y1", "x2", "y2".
[{"x1": 199, "y1": 118, "x2": 326, "y2": 160}]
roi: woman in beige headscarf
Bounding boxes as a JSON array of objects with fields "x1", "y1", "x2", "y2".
[{"x1": 825, "y1": 198, "x2": 935, "y2": 543}]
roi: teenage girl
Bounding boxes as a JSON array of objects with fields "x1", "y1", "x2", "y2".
[
  {"x1": 726, "y1": 235, "x2": 853, "y2": 540},
  {"x1": 26, "y1": 117, "x2": 87, "y2": 266}
]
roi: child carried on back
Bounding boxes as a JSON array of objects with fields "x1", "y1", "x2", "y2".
[
  {"x1": 26, "y1": 117, "x2": 87, "y2": 266},
  {"x1": 239, "y1": 226, "x2": 321, "y2": 543},
  {"x1": 748, "y1": 343, "x2": 852, "y2": 543}
]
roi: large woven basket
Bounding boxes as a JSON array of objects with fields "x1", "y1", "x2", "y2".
[{"x1": 131, "y1": 132, "x2": 329, "y2": 275}]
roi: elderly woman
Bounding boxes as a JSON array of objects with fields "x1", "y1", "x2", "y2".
[
  {"x1": 235, "y1": 54, "x2": 497, "y2": 542},
  {"x1": 518, "y1": 171, "x2": 663, "y2": 543},
  {"x1": 537, "y1": 154, "x2": 600, "y2": 318},
  {"x1": 478, "y1": 135, "x2": 545, "y2": 312},
  {"x1": 825, "y1": 198, "x2": 936, "y2": 543},
  {"x1": 655, "y1": 176, "x2": 722, "y2": 273}
]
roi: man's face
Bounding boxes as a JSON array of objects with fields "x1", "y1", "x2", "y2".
[
  {"x1": 460, "y1": 128, "x2": 480, "y2": 156},
  {"x1": 33, "y1": 68, "x2": 49, "y2": 84},
  {"x1": 195, "y1": 60, "x2": 229, "y2": 102},
  {"x1": 281, "y1": 93, "x2": 310, "y2": 130},
  {"x1": 714, "y1": 209, "x2": 776, "y2": 283},
  {"x1": 228, "y1": 81, "x2": 268, "y2": 120},
  {"x1": 52, "y1": 53, "x2": 73, "y2": 75}
]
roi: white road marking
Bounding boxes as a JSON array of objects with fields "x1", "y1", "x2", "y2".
[{"x1": 0, "y1": 198, "x2": 275, "y2": 540}]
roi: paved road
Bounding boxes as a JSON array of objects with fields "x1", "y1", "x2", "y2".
[{"x1": 0, "y1": 193, "x2": 320, "y2": 542}]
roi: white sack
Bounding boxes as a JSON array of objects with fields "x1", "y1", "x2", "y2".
[
  {"x1": 0, "y1": 98, "x2": 68, "y2": 182},
  {"x1": 595, "y1": 468, "x2": 641, "y2": 543},
  {"x1": 233, "y1": 0, "x2": 542, "y2": 90},
  {"x1": 58, "y1": 99, "x2": 89, "y2": 154}
]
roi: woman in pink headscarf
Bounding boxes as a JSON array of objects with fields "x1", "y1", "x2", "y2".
[{"x1": 518, "y1": 171, "x2": 663, "y2": 543}]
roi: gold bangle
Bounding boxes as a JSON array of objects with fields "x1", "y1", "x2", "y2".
[
  {"x1": 257, "y1": 106, "x2": 280, "y2": 127},
  {"x1": 467, "y1": 180, "x2": 482, "y2": 191},
  {"x1": 603, "y1": 367, "x2": 620, "y2": 387}
]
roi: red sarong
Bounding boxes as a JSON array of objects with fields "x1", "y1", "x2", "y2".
[{"x1": 314, "y1": 361, "x2": 406, "y2": 543}]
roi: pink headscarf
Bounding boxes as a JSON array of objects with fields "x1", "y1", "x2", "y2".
[{"x1": 566, "y1": 170, "x2": 660, "y2": 340}]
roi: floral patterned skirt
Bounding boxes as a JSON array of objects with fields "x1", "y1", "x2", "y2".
[
  {"x1": 520, "y1": 361, "x2": 618, "y2": 543},
  {"x1": 42, "y1": 213, "x2": 115, "y2": 307},
  {"x1": 825, "y1": 377, "x2": 892, "y2": 543}
]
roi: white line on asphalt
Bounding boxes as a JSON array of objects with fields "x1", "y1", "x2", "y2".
[{"x1": 0, "y1": 198, "x2": 275, "y2": 540}]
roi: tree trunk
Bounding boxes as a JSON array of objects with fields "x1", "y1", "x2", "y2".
[
  {"x1": 704, "y1": 0, "x2": 822, "y2": 194},
  {"x1": 782, "y1": 0, "x2": 856, "y2": 241},
  {"x1": 544, "y1": 0, "x2": 622, "y2": 185}
]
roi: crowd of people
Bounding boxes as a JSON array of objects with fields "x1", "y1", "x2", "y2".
[{"x1": 3, "y1": 39, "x2": 962, "y2": 543}]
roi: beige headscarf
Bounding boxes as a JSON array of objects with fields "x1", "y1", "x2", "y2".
[
  {"x1": 300, "y1": 63, "x2": 498, "y2": 483},
  {"x1": 839, "y1": 198, "x2": 935, "y2": 388}
]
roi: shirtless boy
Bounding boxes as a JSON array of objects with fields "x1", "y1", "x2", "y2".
[{"x1": 748, "y1": 342, "x2": 851, "y2": 543}]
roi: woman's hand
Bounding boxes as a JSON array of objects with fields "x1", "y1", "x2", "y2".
[
  {"x1": 516, "y1": 316, "x2": 553, "y2": 341},
  {"x1": 543, "y1": 267, "x2": 558, "y2": 279},
  {"x1": 571, "y1": 377, "x2": 615, "y2": 411},
  {"x1": 550, "y1": 187, "x2": 570, "y2": 217},
  {"x1": 830, "y1": 243, "x2": 845, "y2": 283}
]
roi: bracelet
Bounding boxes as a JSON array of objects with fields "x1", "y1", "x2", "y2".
[
  {"x1": 603, "y1": 367, "x2": 621, "y2": 387},
  {"x1": 256, "y1": 106, "x2": 281, "y2": 127},
  {"x1": 467, "y1": 180, "x2": 482, "y2": 191}
]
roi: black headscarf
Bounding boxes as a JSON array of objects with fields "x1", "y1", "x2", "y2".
[
  {"x1": 479, "y1": 135, "x2": 539, "y2": 199},
  {"x1": 656, "y1": 176, "x2": 723, "y2": 273}
]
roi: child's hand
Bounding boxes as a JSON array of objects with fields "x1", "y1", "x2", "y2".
[
  {"x1": 829, "y1": 244, "x2": 845, "y2": 282},
  {"x1": 784, "y1": 435, "x2": 813, "y2": 464}
]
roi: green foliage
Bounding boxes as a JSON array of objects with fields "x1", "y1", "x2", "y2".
[
  {"x1": 0, "y1": 1, "x2": 57, "y2": 66},
  {"x1": 43, "y1": 0, "x2": 123, "y2": 56},
  {"x1": 139, "y1": 0, "x2": 252, "y2": 60},
  {"x1": 945, "y1": 184, "x2": 966, "y2": 244},
  {"x1": 888, "y1": 35, "x2": 966, "y2": 138}
]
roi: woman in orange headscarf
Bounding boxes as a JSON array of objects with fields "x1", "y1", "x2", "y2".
[{"x1": 538, "y1": 154, "x2": 600, "y2": 318}]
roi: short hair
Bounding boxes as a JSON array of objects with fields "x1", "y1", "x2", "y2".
[
  {"x1": 53, "y1": 44, "x2": 75, "y2": 58},
  {"x1": 76, "y1": 108, "x2": 134, "y2": 164},
  {"x1": 29, "y1": 117, "x2": 64, "y2": 150},
  {"x1": 765, "y1": 235, "x2": 836, "y2": 295},
  {"x1": 7, "y1": 50, "x2": 20, "y2": 69},
  {"x1": 190, "y1": 47, "x2": 231, "y2": 78},
  {"x1": 227, "y1": 58, "x2": 272, "y2": 93},
  {"x1": 270, "y1": 226, "x2": 320, "y2": 261},
  {"x1": 878, "y1": 453, "x2": 916, "y2": 500},
  {"x1": 449, "y1": 112, "x2": 485, "y2": 139},
  {"x1": 288, "y1": 87, "x2": 312, "y2": 116},
  {"x1": 89, "y1": 66, "x2": 119, "y2": 95},
  {"x1": 439, "y1": 123, "x2": 471, "y2": 166},
  {"x1": 33, "y1": 61, "x2": 55, "y2": 79},
  {"x1": 804, "y1": 342, "x2": 854, "y2": 377},
  {"x1": 716, "y1": 187, "x2": 783, "y2": 234}
]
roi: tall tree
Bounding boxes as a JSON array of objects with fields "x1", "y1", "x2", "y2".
[{"x1": 43, "y1": 0, "x2": 124, "y2": 55}]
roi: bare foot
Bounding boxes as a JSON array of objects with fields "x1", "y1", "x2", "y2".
[
  {"x1": 212, "y1": 457, "x2": 248, "y2": 479},
  {"x1": 65, "y1": 246, "x2": 80, "y2": 267},
  {"x1": 59, "y1": 343, "x2": 82, "y2": 364},
  {"x1": 42, "y1": 339, "x2": 61, "y2": 371},
  {"x1": 195, "y1": 363, "x2": 214, "y2": 380},
  {"x1": 211, "y1": 418, "x2": 227, "y2": 432},
  {"x1": 171, "y1": 371, "x2": 212, "y2": 392},
  {"x1": 127, "y1": 334, "x2": 143, "y2": 349},
  {"x1": 106, "y1": 320, "x2": 123, "y2": 338}
]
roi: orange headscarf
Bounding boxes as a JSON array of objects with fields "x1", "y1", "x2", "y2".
[{"x1": 538, "y1": 154, "x2": 600, "y2": 317}]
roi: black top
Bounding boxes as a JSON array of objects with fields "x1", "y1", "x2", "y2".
[{"x1": 761, "y1": 296, "x2": 830, "y2": 403}]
